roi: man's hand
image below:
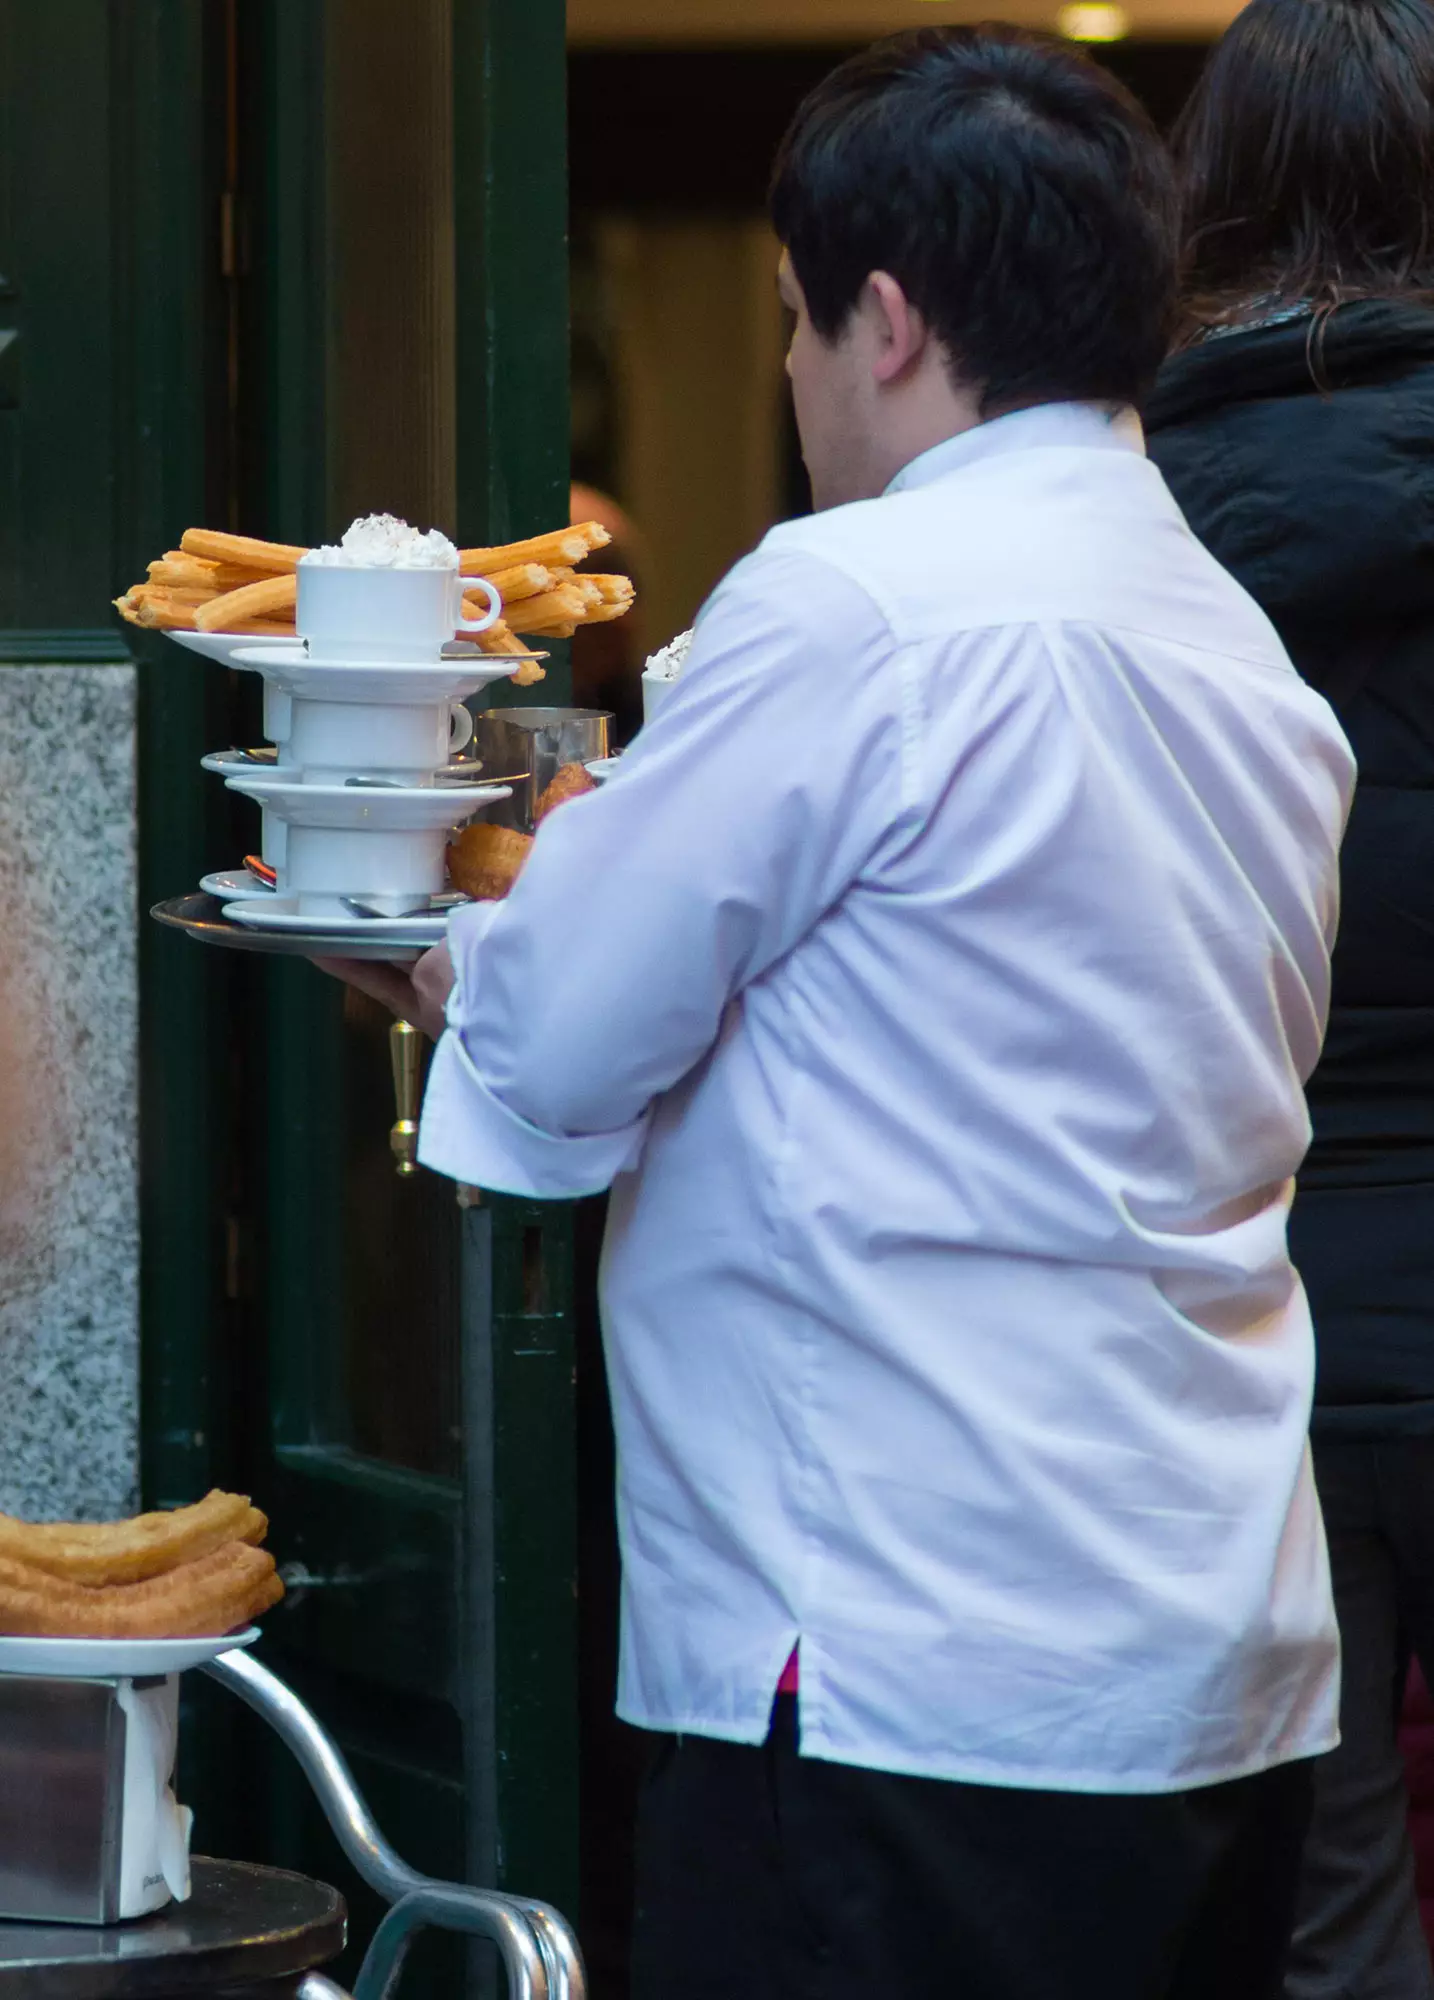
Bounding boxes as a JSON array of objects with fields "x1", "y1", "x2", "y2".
[{"x1": 312, "y1": 940, "x2": 456, "y2": 1041}]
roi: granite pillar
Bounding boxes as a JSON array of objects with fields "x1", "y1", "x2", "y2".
[{"x1": 0, "y1": 664, "x2": 139, "y2": 1521}]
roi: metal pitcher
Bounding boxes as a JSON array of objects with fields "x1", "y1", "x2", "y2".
[{"x1": 469, "y1": 708, "x2": 611, "y2": 831}]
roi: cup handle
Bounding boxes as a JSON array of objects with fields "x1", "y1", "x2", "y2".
[
  {"x1": 454, "y1": 575, "x2": 502, "y2": 637},
  {"x1": 448, "y1": 702, "x2": 474, "y2": 754}
]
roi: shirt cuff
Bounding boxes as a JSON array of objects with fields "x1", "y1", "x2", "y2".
[{"x1": 417, "y1": 1027, "x2": 647, "y2": 1196}]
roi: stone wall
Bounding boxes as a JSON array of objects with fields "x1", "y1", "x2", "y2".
[{"x1": 0, "y1": 664, "x2": 139, "y2": 1520}]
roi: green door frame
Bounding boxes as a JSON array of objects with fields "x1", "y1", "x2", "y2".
[
  {"x1": 128, "y1": 0, "x2": 579, "y2": 1956},
  {"x1": 452, "y1": 0, "x2": 578, "y2": 1911}
]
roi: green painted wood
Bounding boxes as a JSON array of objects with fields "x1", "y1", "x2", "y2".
[
  {"x1": 451, "y1": 0, "x2": 580, "y2": 1924},
  {"x1": 0, "y1": 2, "x2": 113, "y2": 635},
  {"x1": 0, "y1": 634, "x2": 134, "y2": 662},
  {"x1": 241, "y1": 0, "x2": 328, "y2": 544},
  {"x1": 453, "y1": 0, "x2": 572, "y2": 714},
  {"x1": 109, "y1": 1, "x2": 235, "y2": 1516}
]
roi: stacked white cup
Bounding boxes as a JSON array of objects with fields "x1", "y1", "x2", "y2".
[{"x1": 215, "y1": 515, "x2": 520, "y2": 921}]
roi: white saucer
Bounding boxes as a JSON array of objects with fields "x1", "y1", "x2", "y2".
[
  {"x1": 223, "y1": 776, "x2": 507, "y2": 829},
  {"x1": 223, "y1": 898, "x2": 449, "y2": 947},
  {"x1": 231, "y1": 645, "x2": 540, "y2": 705},
  {"x1": 200, "y1": 869, "x2": 274, "y2": 900},
  {"x1": 201, "y1": 749, "x2": 295, "y2": 778},
  {"x1": 168, "y1": 630, "x2": 303, "y2": 669},
  {"x1": 0, "y1": 1626, "x2": 261, "y2": 1679},
  {"x1": 586, "y1": 757, "x2": 623, "y2": 784}
]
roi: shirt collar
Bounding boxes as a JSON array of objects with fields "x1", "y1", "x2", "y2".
[{"x1": 885, "y1": 401, "x2": 1146, "y2": 497}]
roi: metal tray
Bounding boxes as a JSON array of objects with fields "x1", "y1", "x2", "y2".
[{"x1": 150, "y1": 893, "x2": 425, "y2": 963}]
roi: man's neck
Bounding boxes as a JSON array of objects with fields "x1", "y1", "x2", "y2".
[{"x1": 849, "y1": 382, "x2": 987, "y2": 504}]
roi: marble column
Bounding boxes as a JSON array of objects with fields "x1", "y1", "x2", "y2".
[{"x1": 0, "y1": 663, "x2": 139, "y2": 1521}]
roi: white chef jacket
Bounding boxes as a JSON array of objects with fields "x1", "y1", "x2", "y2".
[{"x1": 421, "y1": 401, "x2": 1353, "y2": 1792}]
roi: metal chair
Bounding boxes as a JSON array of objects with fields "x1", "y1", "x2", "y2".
[{"x1": 204, "y1": 1650, "x2": 585, "y2": 2000}]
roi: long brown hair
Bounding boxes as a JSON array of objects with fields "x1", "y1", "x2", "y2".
[{"x1": 1173, "y1": 0, "x2": 1434, "y2": 337}]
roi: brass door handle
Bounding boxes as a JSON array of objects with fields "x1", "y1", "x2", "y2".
[{"x1": 389, "y1": 1019, "x2": 425, "y2": 1177}]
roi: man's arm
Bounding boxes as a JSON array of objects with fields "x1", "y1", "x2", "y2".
[{"x1": 417, "y1": 546, "x2": 904, "y2": 1196}]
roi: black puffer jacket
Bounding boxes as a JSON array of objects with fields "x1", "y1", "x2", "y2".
[{"x1": 1147, "y1": 300, "x2": 1434, "y2": 1434}]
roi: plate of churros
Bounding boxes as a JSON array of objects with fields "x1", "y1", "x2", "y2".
[
  {"x1": 0, "y1": 1489, "x2": 284, "y2": 1677},
  {"x1": 116, "y1": 520, "x2": 635, "y2": 692}
]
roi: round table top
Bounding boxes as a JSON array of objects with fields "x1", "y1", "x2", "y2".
[{"x1": 0, "y1": 1858, "x2": 346, "y2": 1998}]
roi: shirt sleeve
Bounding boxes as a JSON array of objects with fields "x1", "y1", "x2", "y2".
[{"x1": 416, "y1": 546, "x2": 905, "y2": 1197}]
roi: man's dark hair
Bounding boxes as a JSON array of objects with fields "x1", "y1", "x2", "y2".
[
  {"x1": 769, "y1": 26, "x2": 1178, "y2": 412},
  {"x1": 1173, "y1": 0, "x2": 1434, "y2": 331}
]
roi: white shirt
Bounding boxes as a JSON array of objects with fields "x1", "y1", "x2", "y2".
[{"x1": 421, "y1": 402, "x2": 1353, "y2": 1792}]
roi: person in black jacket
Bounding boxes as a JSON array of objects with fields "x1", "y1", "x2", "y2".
[{"x1": 1146, "y1": 4, "x2": 1434, "y2": 1992}]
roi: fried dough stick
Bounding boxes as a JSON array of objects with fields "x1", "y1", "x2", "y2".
[
  {"x1": 459, "y1": 522, "x2": 610, "y2": 575},
  {"x1": 0, "y1": 1488, "x2": 264, "y2": 1586},
  {"x1": 472, "y1": 619, "x2": 547, "y2": 685},
  {"x1": 180, "y1": 529, "x2": 308, "y2": 574},
  {"x1": 194, "y1": 573, "x2": 298, "y2": 631},
  {"x1": 0, "y1": 1542, "x2": 284, "y2": 1638}
]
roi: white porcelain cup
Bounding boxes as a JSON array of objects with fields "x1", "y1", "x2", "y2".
[
  {"x1": 263, "y1": 682, "x2": 292, "y2": 748},
  {"x1": 298, "y1": 563, "x2": 502, "y2": 663},
  {"x1": 641, "y1": 670, "x2": 677, "y2": 726},
  {"x1": 261, "y1": 811, "x2": 288, "y2": 882},
  {"x1": 287, "y1": 695, "x2": 473, "y2": 783},
  {"x1": 283, "y1": 822, "x2": 451, "y2": 918}
]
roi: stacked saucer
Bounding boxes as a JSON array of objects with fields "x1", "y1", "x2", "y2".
[{"x1": 175, "y1": 543, "x2": 533, "y2": 951}]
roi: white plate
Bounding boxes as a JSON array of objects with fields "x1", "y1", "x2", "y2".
[
  {"x1": 201, "y1": 749, "x2": 296, "y2": 778},
  {"x1": 224, "y1": 776, "x2": 507, "y2": 830},
  {"x1": 223, "y1": 897, "x2": 450, "y2": 947},
  {"x1": 232, "y1": 645, "x2": 542, "y2": 706},
  {"x1": 585, "y1": 757, "x2": 623, "y2": 784},
  {"x1": 200, "y1": 869, "x2": 274, "y2": 901},
  {"x1": 0, "y1": 1626, "x2": 261, "y2": 1679},
  {"x1": 168, "y1": 630, "x2": 304, "y2": 668}
]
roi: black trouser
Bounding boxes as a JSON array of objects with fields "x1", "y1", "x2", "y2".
[
  {"x1": 632, "y1": 1695, "x2": 1315, "y2": 2000},
  {"x1": 1285, "y1": 1435, "x2": 1434, "y2": 1999}
]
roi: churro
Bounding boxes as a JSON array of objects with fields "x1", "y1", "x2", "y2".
[
  {"x1": 195, "y1": 574, "x2": 298, "y2": 632},
  {"x1": 581, "y1": 597, "x2": 637, "y2": 626},
  {"x1": 115, "y1": 591, "x2": 198, "y2": 631},
  {"x1": 147, "y1": 558, "x2": 221, "y2": 590},
  {"x1": 473, "y1": 620, "x2": 547, "y2": 682},
  {"x1": 506, "y1": 584, "x2": 589, "y2": 637},
  {"x1": 180, "y1": 529, "x2": 308, "y2": 574},
  {"x1": 588, "y1": 575, "x2": 636, "y2": 606},
  {"x1": 459, "y1": 522, "x2": 611, "y2": 575},
  {"x1": 0, "y1": 1489, "x2": 261, "y2": 1587},
  {"x1": 0, "y1": 1542, "x2": 284, "y2": 1639},
  {"x1": 482, "y1": 562, "x2": 560, "y2": 603}
]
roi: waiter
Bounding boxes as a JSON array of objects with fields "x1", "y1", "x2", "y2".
[{"x1": 332, "y1": 26, "x2": 1354, "y2": 2000}]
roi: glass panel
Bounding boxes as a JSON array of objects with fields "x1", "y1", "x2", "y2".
[
  {"x1": 340, "y1": 991, "x2": 462, "y2": 1480},
  {"x1": 323, "y1": 0, "x2": 456, "y2": 537}
]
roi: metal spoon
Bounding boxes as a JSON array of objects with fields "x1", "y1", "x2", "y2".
[
  {"x1": 341, "y1": 896, "x2": 433, "y2": 921},
  {"x1": 341, "y1": 893, "x2": 471, "y2": 921}
]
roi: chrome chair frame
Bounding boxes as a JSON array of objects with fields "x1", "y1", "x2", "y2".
[{"x1": 204, "y1": 1649, "x2": 585, "y2": 2000}]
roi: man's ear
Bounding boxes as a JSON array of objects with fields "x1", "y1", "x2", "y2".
[{"x1": 864, "y1": 271, "x2": 931, "y2": 386}]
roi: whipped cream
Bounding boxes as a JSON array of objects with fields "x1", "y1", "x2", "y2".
[
  {"x1": 303, "y1": 513, "x2": 458, "y2": 570},
  {"x1": 645, "y1": 629, "x2": 695, "y2": 682}
]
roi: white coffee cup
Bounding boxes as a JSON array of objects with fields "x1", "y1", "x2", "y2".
[
  {"x1": 225, "y1": 776, "x2": 492, "y2": 919},
  {"x1": 282, "y1": 821, "x2": 450, "y2": 918},
  {"x1": 263, "y1": 682, "x2": 292, "y2": 748},
  {"x1": 286, "y1": 695, "x2": 473, "y2": 783},
  {"x1": 298, "y1": 563, "x2": 502, "y2": 663},
  {"x1": 641, "y1": 670, "x2": 678, "y2": 726}
]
